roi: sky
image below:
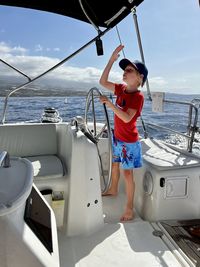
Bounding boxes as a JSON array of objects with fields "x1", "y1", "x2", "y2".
[{"x1": 0, "y1": 0, "x2": 200, "y2": 94}]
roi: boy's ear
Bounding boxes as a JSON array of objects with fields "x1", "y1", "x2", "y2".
[{"x1": 140, "y1": 74, "x2": 144, "y2": 86}]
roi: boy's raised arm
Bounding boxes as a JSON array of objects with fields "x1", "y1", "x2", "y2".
[{"x1": 99, "y1": 45, "x2": 124, "y2": 92}]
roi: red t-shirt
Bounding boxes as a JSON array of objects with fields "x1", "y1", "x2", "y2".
[{"x1": 114, "y1": 83, "x2": 144, "y2": 143}]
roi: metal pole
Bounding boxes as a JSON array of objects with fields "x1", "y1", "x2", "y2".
[
  {"x1": 132, "y1": 8, "x2": 151, "y2": 100},
  {"x1": 0, "y1": 59, "x2": 31, "y2": 81}
]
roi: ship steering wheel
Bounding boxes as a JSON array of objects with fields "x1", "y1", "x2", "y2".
[{"x1": 84, "y1": 87, "x2": 112, "y2": 193}]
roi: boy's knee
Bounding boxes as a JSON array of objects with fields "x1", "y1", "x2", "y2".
[
  {"x1": 112, "y1": 162, "x2": 120, "y2": 168},
  {"x1": 123, "y1": 169, "x2": 133, "y2": 177}
]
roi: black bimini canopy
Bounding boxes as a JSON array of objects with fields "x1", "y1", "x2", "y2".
[{"x1": 0, "y1": 0, "x2": 144, "y2": 28}]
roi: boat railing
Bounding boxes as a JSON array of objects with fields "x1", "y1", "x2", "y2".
[
  {"x1": 0, "y1": 59, "x2": 32, "y2": 124},
  {"x1": 144, "y1": 98, "x2": 200, "y2": 153},
  {"x1": 102, "y1": 94, "x2": 199, "y2": 153}
]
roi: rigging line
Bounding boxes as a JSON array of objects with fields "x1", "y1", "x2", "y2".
[
  {"x1": 115, "y1": 25, "x2": 126, "y2": 58},
  {"x1": 79, "y1": 0, "x2": 104, "y2": 56},
  {"x1": 132, "y1": 7, "x2": 152, "y2": 101},
  {"x1": 79, "y1": 0, "x2": 101, "y2": 33},
  {"x1": 115, "y1": 16, "x2": 149, "y2": 138},
  {"x1": 115, "y1": 24, "x2": 148, "y2": 138}
]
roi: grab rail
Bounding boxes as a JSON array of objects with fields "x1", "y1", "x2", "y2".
[
  {"x1": 0, "y1": 59, "x2": 32, "y2": 124},
  {"x1": 186, "y1": 99, "x2": 199, "y2": 152}
]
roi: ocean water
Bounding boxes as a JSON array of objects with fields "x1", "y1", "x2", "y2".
[{"x1": 0, "y1": 93, "x2": 200, "y2": 154}]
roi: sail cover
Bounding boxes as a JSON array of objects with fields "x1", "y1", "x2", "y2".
[{"x1": 0, "y1": 0, "x2": 144, "y2": 28}]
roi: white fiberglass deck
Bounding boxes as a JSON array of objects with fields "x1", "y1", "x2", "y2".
[
  {"x1": 58, "y1": 220, "x2": 185, "y2": 267},
  {"x1": 58, "y1": 193, "x2": 187, "y2": 267}
]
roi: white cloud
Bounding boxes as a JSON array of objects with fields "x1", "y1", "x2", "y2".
[
  {"x1": 0, "y1": 42, "x2": 28, "y2": 55},
  {"x1": 0, "y1": 42, "x2": 121, "y2": 87},
  {"x1": 35, "y1": 45, "x2": 60, "y2": 53},
  {"x1": 12, "y1": 46, "x2": 27, "y2": 54},
  {"x1": 149, "y1": 76, "x2": 168, "y2": 86},
  {"x1": 35, "y1": 44, "x2": 43, "y2": 52},
  {"x1": 53, "y1": 47, "x2": 60, "y2": 52},
  {"x1": 0, "y1": 42, "x2": 199, "y2": 94},
  {"x1": 0, "y1": 42, "x2": 11, "y2": 53}
]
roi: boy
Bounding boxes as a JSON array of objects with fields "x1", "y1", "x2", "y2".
[{"x1": 99, "y1": 45, "x2": 148, "y2": 221}]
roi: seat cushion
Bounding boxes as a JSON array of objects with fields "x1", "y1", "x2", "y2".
[{"x1": 26, "y1": 155, "x2": 64, "y2": 179}]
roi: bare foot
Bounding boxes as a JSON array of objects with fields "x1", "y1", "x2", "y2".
[
  {"x1": 120, "y1": 208, "x2": 134, "y2": 222},
  {"x1": 102, "y1": 189, "x2": 118, "y2": 196}
]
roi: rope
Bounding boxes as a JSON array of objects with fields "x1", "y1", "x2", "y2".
[
  {"x1": 115, "y1": 25, "x2": 126, "y2": 58},
  {"x1": 115, "y1": 16, "x2": 149, "y2": 138}
]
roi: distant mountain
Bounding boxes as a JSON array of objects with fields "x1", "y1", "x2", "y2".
[{"x1": 0, "y1": 75, "x2": 101, "y2": 97}]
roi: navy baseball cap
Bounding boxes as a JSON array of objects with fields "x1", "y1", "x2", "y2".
[{"x1": 119, "y1": 58, "x2": 148, "y2": 86}]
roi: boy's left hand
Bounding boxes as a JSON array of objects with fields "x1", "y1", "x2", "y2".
[{"x1": 99, "y1": 95, "x2": 112, "y2": 107}]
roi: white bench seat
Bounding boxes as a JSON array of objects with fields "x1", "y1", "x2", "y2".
[
  {"x1": 0, "y1": 123, "x2": 66, "y2": 182},
  {"x1": 26, "y1": 155, "x2": 64, "y2": 180}
]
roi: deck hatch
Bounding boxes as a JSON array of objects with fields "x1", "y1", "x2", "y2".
[{"x1": 164, "y1": 176, "x2": 188, "y2": 199}]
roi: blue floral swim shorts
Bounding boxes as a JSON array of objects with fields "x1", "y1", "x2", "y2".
[{"x1": 112, "y1": 136, "x2": 142, "y2": 169}]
